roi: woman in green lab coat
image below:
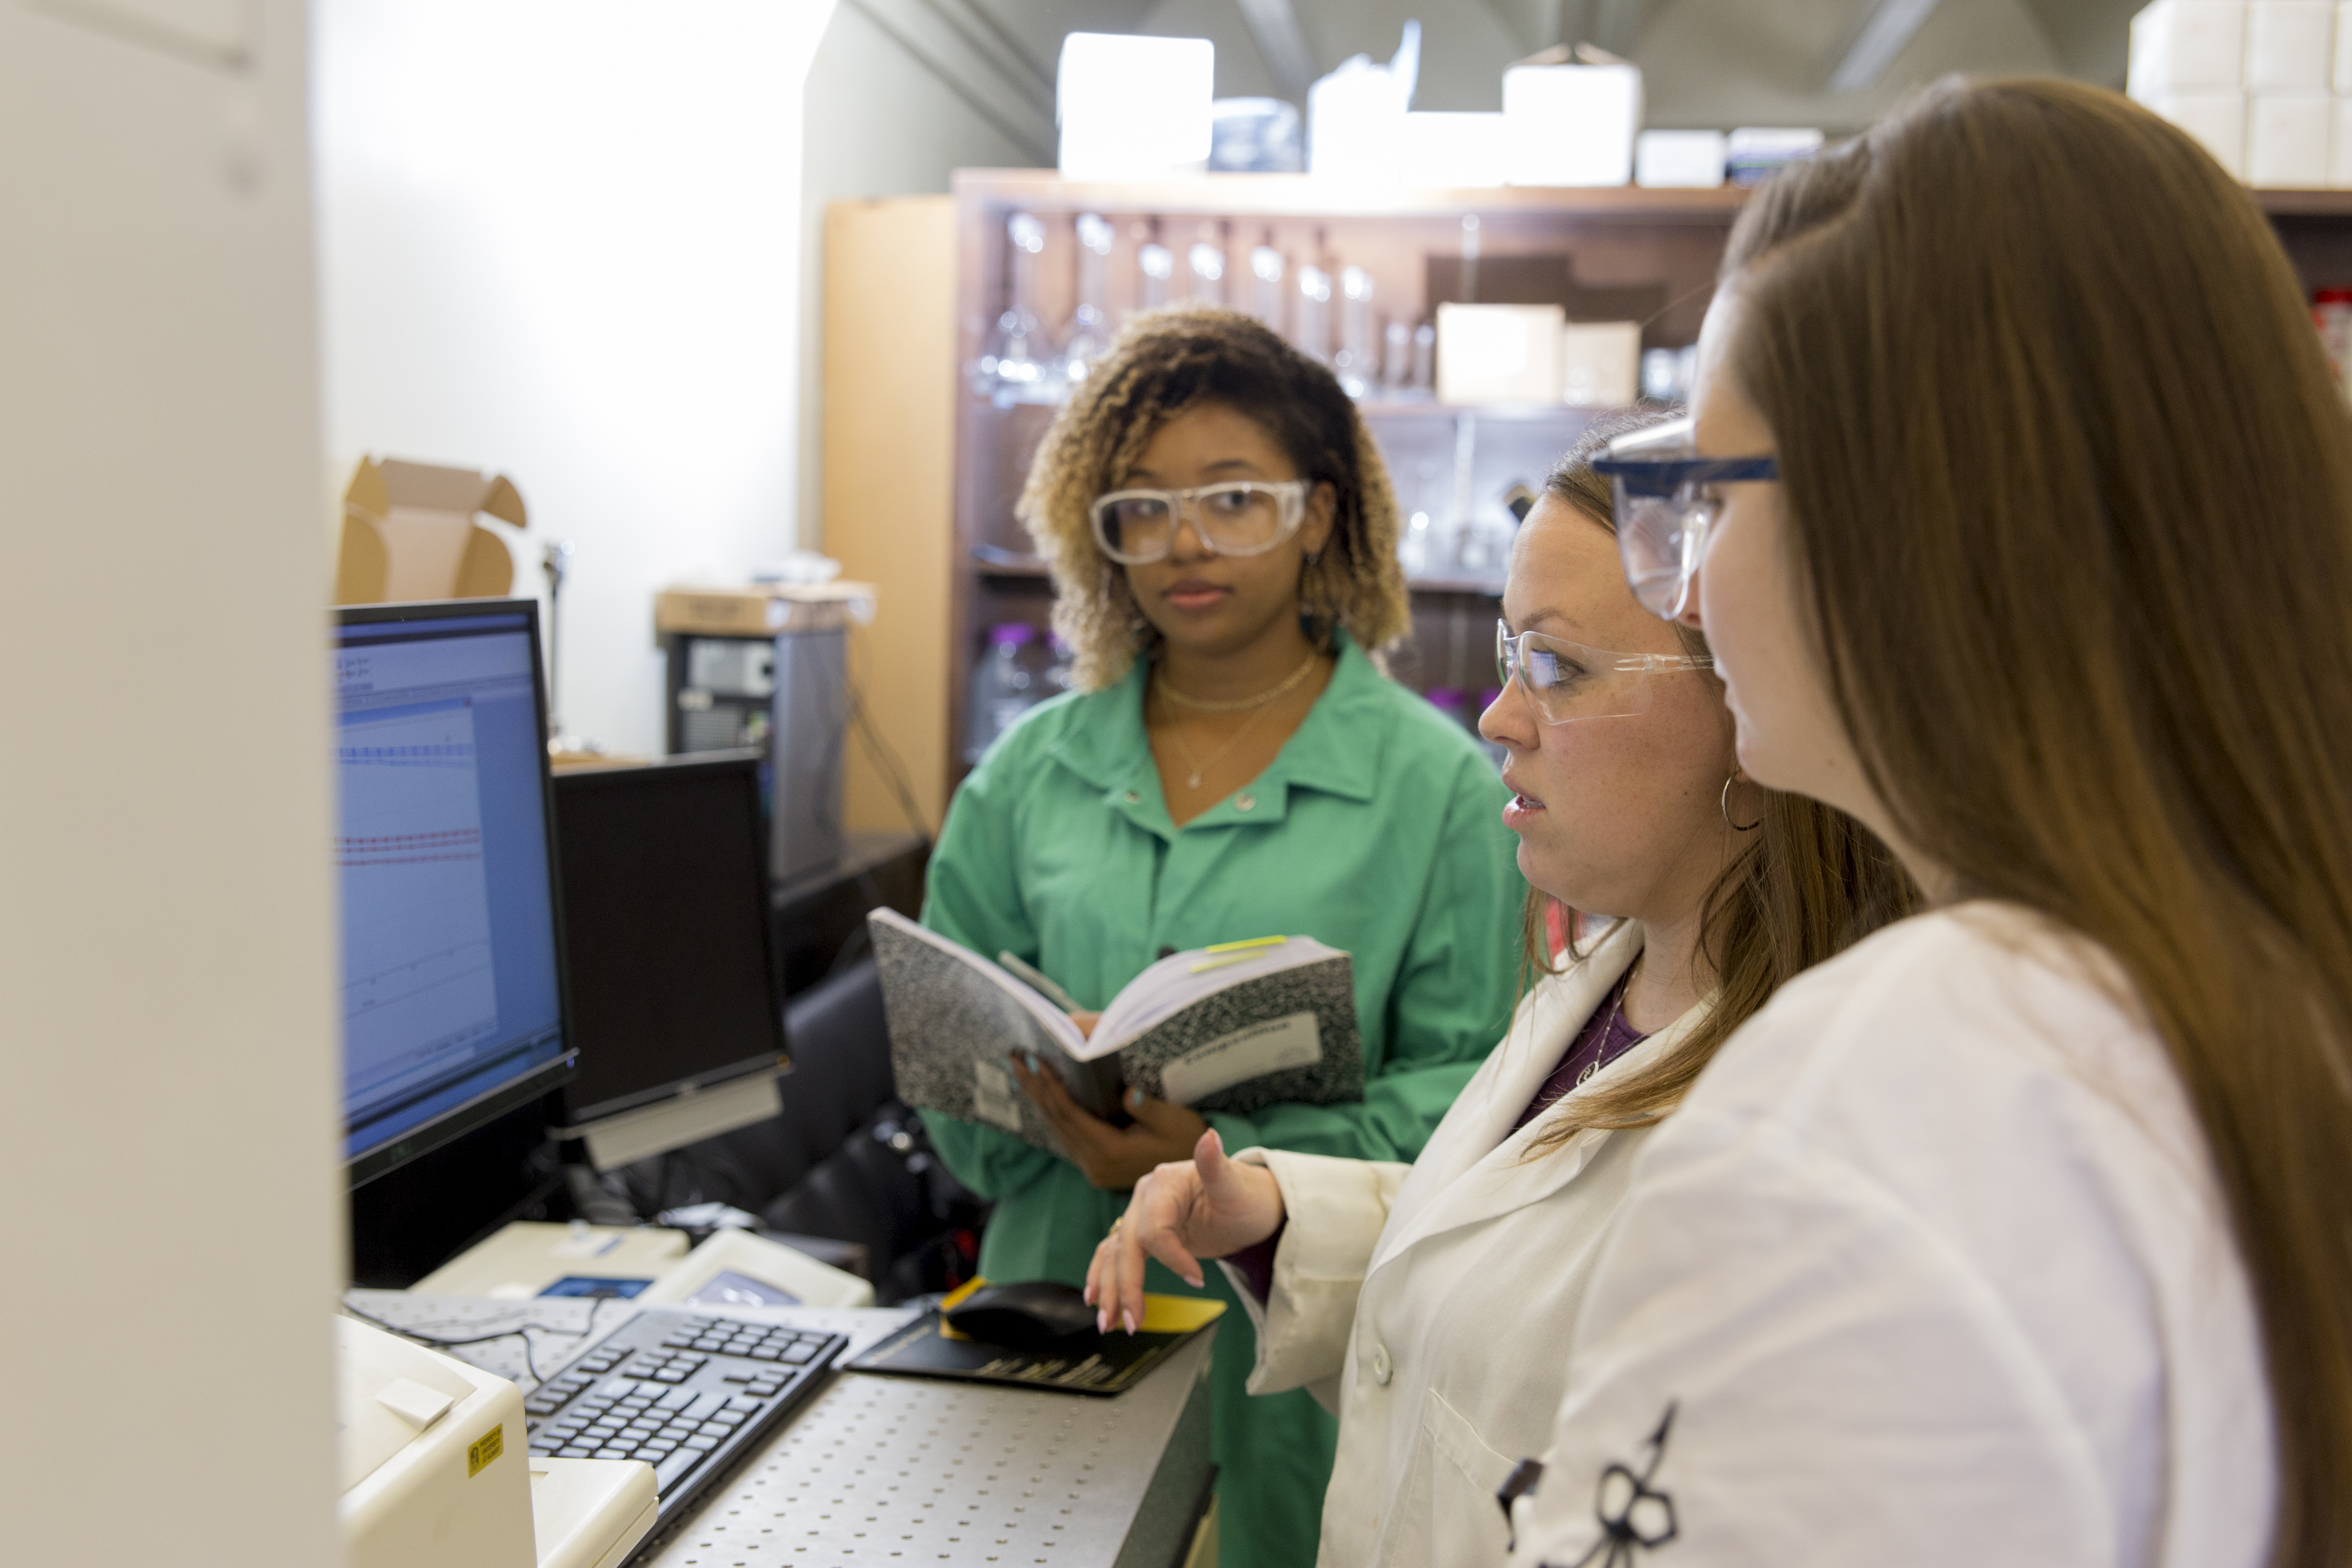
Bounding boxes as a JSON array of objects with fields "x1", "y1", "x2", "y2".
[{"x1": 921, "y1": 308, "x2": 1521, "y2": 1568}]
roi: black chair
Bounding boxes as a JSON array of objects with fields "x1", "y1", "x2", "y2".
[{"x1": 631, "y1": 957, "x2": 985, "y2": 1302}]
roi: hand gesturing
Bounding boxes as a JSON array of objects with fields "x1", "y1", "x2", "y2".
[{"x1": 1082, "y1": 1127, "x2": 1286, "y2": 1334}]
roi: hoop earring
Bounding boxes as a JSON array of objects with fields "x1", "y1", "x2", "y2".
[{"x1": 1721, "y1": 773, "x2": 1761, "y2": 833}]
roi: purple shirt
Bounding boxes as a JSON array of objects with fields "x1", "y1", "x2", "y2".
[{"x1": 1227, "y1": 974, "x2": 1649, "y2": 1301}]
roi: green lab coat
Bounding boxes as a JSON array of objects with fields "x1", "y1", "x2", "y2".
[{"x1": 920, "y1": 632, "x2": 1522, "y2": 1568}]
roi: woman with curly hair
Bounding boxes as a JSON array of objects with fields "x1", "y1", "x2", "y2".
[{"x1": 918, "y1": 307, "x2": 1522, "y2": 1565}]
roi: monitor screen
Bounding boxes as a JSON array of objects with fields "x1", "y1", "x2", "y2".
[
  {"x1": 335, "y1": 600, "x2": 572, "y2": 1185},
  {"x1": 550, "y1": 752, "x2": 787, "y2": 1125}
]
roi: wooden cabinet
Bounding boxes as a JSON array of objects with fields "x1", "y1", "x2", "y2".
[{"x1": 821, "y1": 178, "x2": 2352, "y2": 824}]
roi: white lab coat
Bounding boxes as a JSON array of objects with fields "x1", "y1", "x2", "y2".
[
  {"x1": 1512, "y1": 904, "x2": 2275, "y2": 1568},
  {"x1": 1222, "y1": 920, "x2": 1703, "y2": 1568}
]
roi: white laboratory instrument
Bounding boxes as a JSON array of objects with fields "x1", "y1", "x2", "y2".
[{"x1": 339, "y1": 1316, "x2": 655, "y2": 1568}]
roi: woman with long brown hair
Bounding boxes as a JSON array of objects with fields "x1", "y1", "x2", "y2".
[
  {"x1": 1514, "y1": 78, "x2": 2352, "y2": 1567},
  {"x1": 1086, "y1": 421, "x2": 1910, "y2": 1567}
]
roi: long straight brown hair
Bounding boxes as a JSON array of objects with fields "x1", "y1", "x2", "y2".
[
  {"x1": 1724, "y1": 78, "x2": 2352, "y2": 1564},
  {"x1": 1519, "y1": 419, "x2": 1916, "y2": 1153}
]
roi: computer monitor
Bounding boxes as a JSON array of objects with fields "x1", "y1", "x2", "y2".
[
  {"x1": 335, "y1": 599, "x2": 573, "y2": 1186},
  {"x1": 549, "y1": 751, "x2": 790, "y2": 1169}
]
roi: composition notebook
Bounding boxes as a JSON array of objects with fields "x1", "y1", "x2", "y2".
[
  {"x1": 845, "y1": 1279, "x2": 1225, "y2": 1396},
  {"x1": 867, "y1": 908, "x2": 1363, "y2": 1152}
]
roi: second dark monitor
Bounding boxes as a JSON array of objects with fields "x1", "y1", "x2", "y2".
[{"x1": 551, "y1": 751, "x2": 787, "y2": 1148}]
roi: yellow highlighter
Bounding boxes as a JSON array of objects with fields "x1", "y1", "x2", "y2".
[{"x1": 1189, "y1": 935, "x2": 1287, "y2": 974}]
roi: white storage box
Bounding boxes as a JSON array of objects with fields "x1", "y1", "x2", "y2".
[
  {"x1": 1057, "y1": 34, "x2": 1214, "y2": 180},
  {"x1": 1636, "y1": 129, "x2": 1727, "y2": 188},
  {"x1": 2330, "y1": 97, "x2": 2352, "y2": 181},
  {"x1": 2248, "y1": 1, "x2": 2334, "y2": 88},
  {"x1": 2144, "y1": 90, "x2": 2250, "y2": 175},
  {"x1": 2128, "y1": 0, "x2": 2248, "y2": 96},
  {"x1": 1398, "y1": 112, "x2": 1507, "y2": 187},
  {"x1": 1503, "y1": 63, "x2": 1641, "y2": 186},
  {"x1": 1726, "y1": 126, "x2": 1825, "y2": 187},
  {"x1": 1436, "y1": 303, "x2": 1565, "y2": 404},
  {"x1": 2249, "y1": 92, "x2": 2331, "y2": 182}
]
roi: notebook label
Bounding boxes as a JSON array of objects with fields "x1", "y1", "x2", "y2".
[
  {"x1": 1160, "y1": 1012, "x2": 1321, "y2": 1106},
  {"x1": 973, "y1": 1057, "x2": 1023, "y2": 1132}
]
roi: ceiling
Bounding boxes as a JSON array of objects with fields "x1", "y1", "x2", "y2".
[{"x1": 875, "y1": 0, "x2": 2147, "y2": 161}]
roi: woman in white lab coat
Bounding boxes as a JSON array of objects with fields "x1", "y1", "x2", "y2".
[
  {"x1": 1505, "y1": 80, "x2": 2352, "y2": 1568},
  {"x1": 1084, "y1": 423, "x2": 1914, "y2": 1568}
]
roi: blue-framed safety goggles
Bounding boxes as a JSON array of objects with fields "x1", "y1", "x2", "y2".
[{"x1": 1590, "y1": 416, "x2": 1779, "y2": 619}]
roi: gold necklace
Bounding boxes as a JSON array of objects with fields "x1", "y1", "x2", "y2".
[
  {"x1": 1161, "y1": 696, "x2": 1284, "y2": 792},
  {"x1": 1155, "y1": 649, "x2": 1320, "y2": 714}
]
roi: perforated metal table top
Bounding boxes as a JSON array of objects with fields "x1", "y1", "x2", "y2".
[{"x1": 345, "y1": 1293, "x2": 1217, "y2": 1568}]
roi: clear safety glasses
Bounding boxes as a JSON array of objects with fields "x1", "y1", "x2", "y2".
[
  {"x1": 1496, "y1": 619, "x2": 1714, "y2": 725},
  {"x1": 1088, "y1": 479, "x2": 1310, "y2": 565},
  {"x1": 1589, "y1": 415, "x2": 1779, "y2": 619}
]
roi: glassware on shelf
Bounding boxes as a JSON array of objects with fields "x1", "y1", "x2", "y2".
[
  {"x1": 1398, "y1": 456, "x2": 1440, "y2": 577},
  {"x1": 1382, "y1": 319, "x2": 1413, "y2": 397},
  {"x1": 1454, "y1": 515, "x2": 1508, "y2": 579},
  {"x1": 1056, "y1": 213, "x2": 1117, "y2": 390},
  {"x1": 1187, "y1": 228, "x2": 1226, "y2": 306},
  {"x1": 1413, "y1": 322, "x2": 1436, "y2": 395},
  {"x1": 1332, "y1": 265, "x2": 1375, "y2": 397},
  {"x1": 1137, "y1": 227, "x2": 1175, "y2": 314},
  {"x1": 1249, "y1": 238, "x2": 1286, "y2": 331},
  {"x1": 966, "y1": 622, "x2": 1040, "y2": 763},
  {"x1": 1641, "y1": 346, "x2": 1679, "y2": 402},
  {"x1": 974, "y1": 212, "x2": 1057, "y2": 405},
  {"x1": 1294, "y1": 264, "x2": 1332, "y2": 363}
]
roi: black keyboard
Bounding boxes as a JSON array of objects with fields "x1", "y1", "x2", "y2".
[{"x1": 523, "y1": 1308, "x2": 846, "y2": 1533}]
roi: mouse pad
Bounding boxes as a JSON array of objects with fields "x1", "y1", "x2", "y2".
[{"x1": 846, "y1": 1278, "x2": 1224, "y2": 1396}]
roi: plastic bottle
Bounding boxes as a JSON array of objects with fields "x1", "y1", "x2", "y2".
[
  {"x1": 1043, "y1": 634, "x2": 1076, "y2": 698},
  {"x1": 966, "y1": 624, "x2": 1040, "y2": 763}
]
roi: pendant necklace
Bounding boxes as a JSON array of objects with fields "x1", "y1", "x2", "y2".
[{"x1": 1155, "y1": 649, "x2": 1320, "y2": 790}]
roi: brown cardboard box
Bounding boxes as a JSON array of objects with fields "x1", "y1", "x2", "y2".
[
  {"x1": 653, "y1": 581, "x2": 877, "y2": 640},
  {"x1": 335, "y1": 456, "x2": 527, "y2": 604}
]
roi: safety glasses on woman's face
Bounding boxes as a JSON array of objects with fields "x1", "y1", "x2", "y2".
[
  {"x1": 1088, "y1": 479, "x2": 1310, "y2": 565},
  {"x1": 1589, "y1": 415, "x2": 1779, "y2": 619},
  {"x1": 1496, "y1": 620, "x2": 1715, "y2": 725}
]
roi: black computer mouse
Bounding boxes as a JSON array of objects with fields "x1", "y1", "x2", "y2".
[{"x1": 945, "y1": 1280, "x2": 1102, "y2": 1353}]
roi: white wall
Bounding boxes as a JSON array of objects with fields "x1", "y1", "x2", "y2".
[
  {"x1": 315, "y1": 0, "x2": 835, "y2": 757},
  {"x1": 0, "y1": 2, "x2": 342, "y2": 1562},
  {"x1": 794, "y1": 0, "x2": 1039, "y2": 547}
]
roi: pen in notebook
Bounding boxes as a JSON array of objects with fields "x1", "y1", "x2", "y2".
[{"x1": 998, "y1": 951, "x2": 1082, "y2": 1013}]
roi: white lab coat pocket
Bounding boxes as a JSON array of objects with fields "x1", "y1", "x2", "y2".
[{"x1": 1420, "y1": 1388, "x2": 1516, "y2": 1568}]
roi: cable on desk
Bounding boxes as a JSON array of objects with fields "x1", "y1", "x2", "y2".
[{"x1": 341, "y1": 1295, "x2": 624, "y2": 1387}]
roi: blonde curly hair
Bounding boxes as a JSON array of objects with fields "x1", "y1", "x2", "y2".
[{"x1": 1018, "y1": 306, "x2": 1409, "y2": 690}]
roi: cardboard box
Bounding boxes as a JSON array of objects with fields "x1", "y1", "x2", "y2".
[
  {"x1": 1436, "y1": 303, "x2": 1565, "y2": 404},
  {"x1": 1562, "y1": 322, "x2": 1642, "y2": 407},
  {"x1": 653, "y1": 581, "x2": 878, "y2": 640},
  {"x1": 335, "y1": 457, "x2": 525, "y2": 605}
]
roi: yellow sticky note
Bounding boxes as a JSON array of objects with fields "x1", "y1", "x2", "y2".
[{"x1": 1139, "y1": 1294, "x2": 1226, "y2": 1334}]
